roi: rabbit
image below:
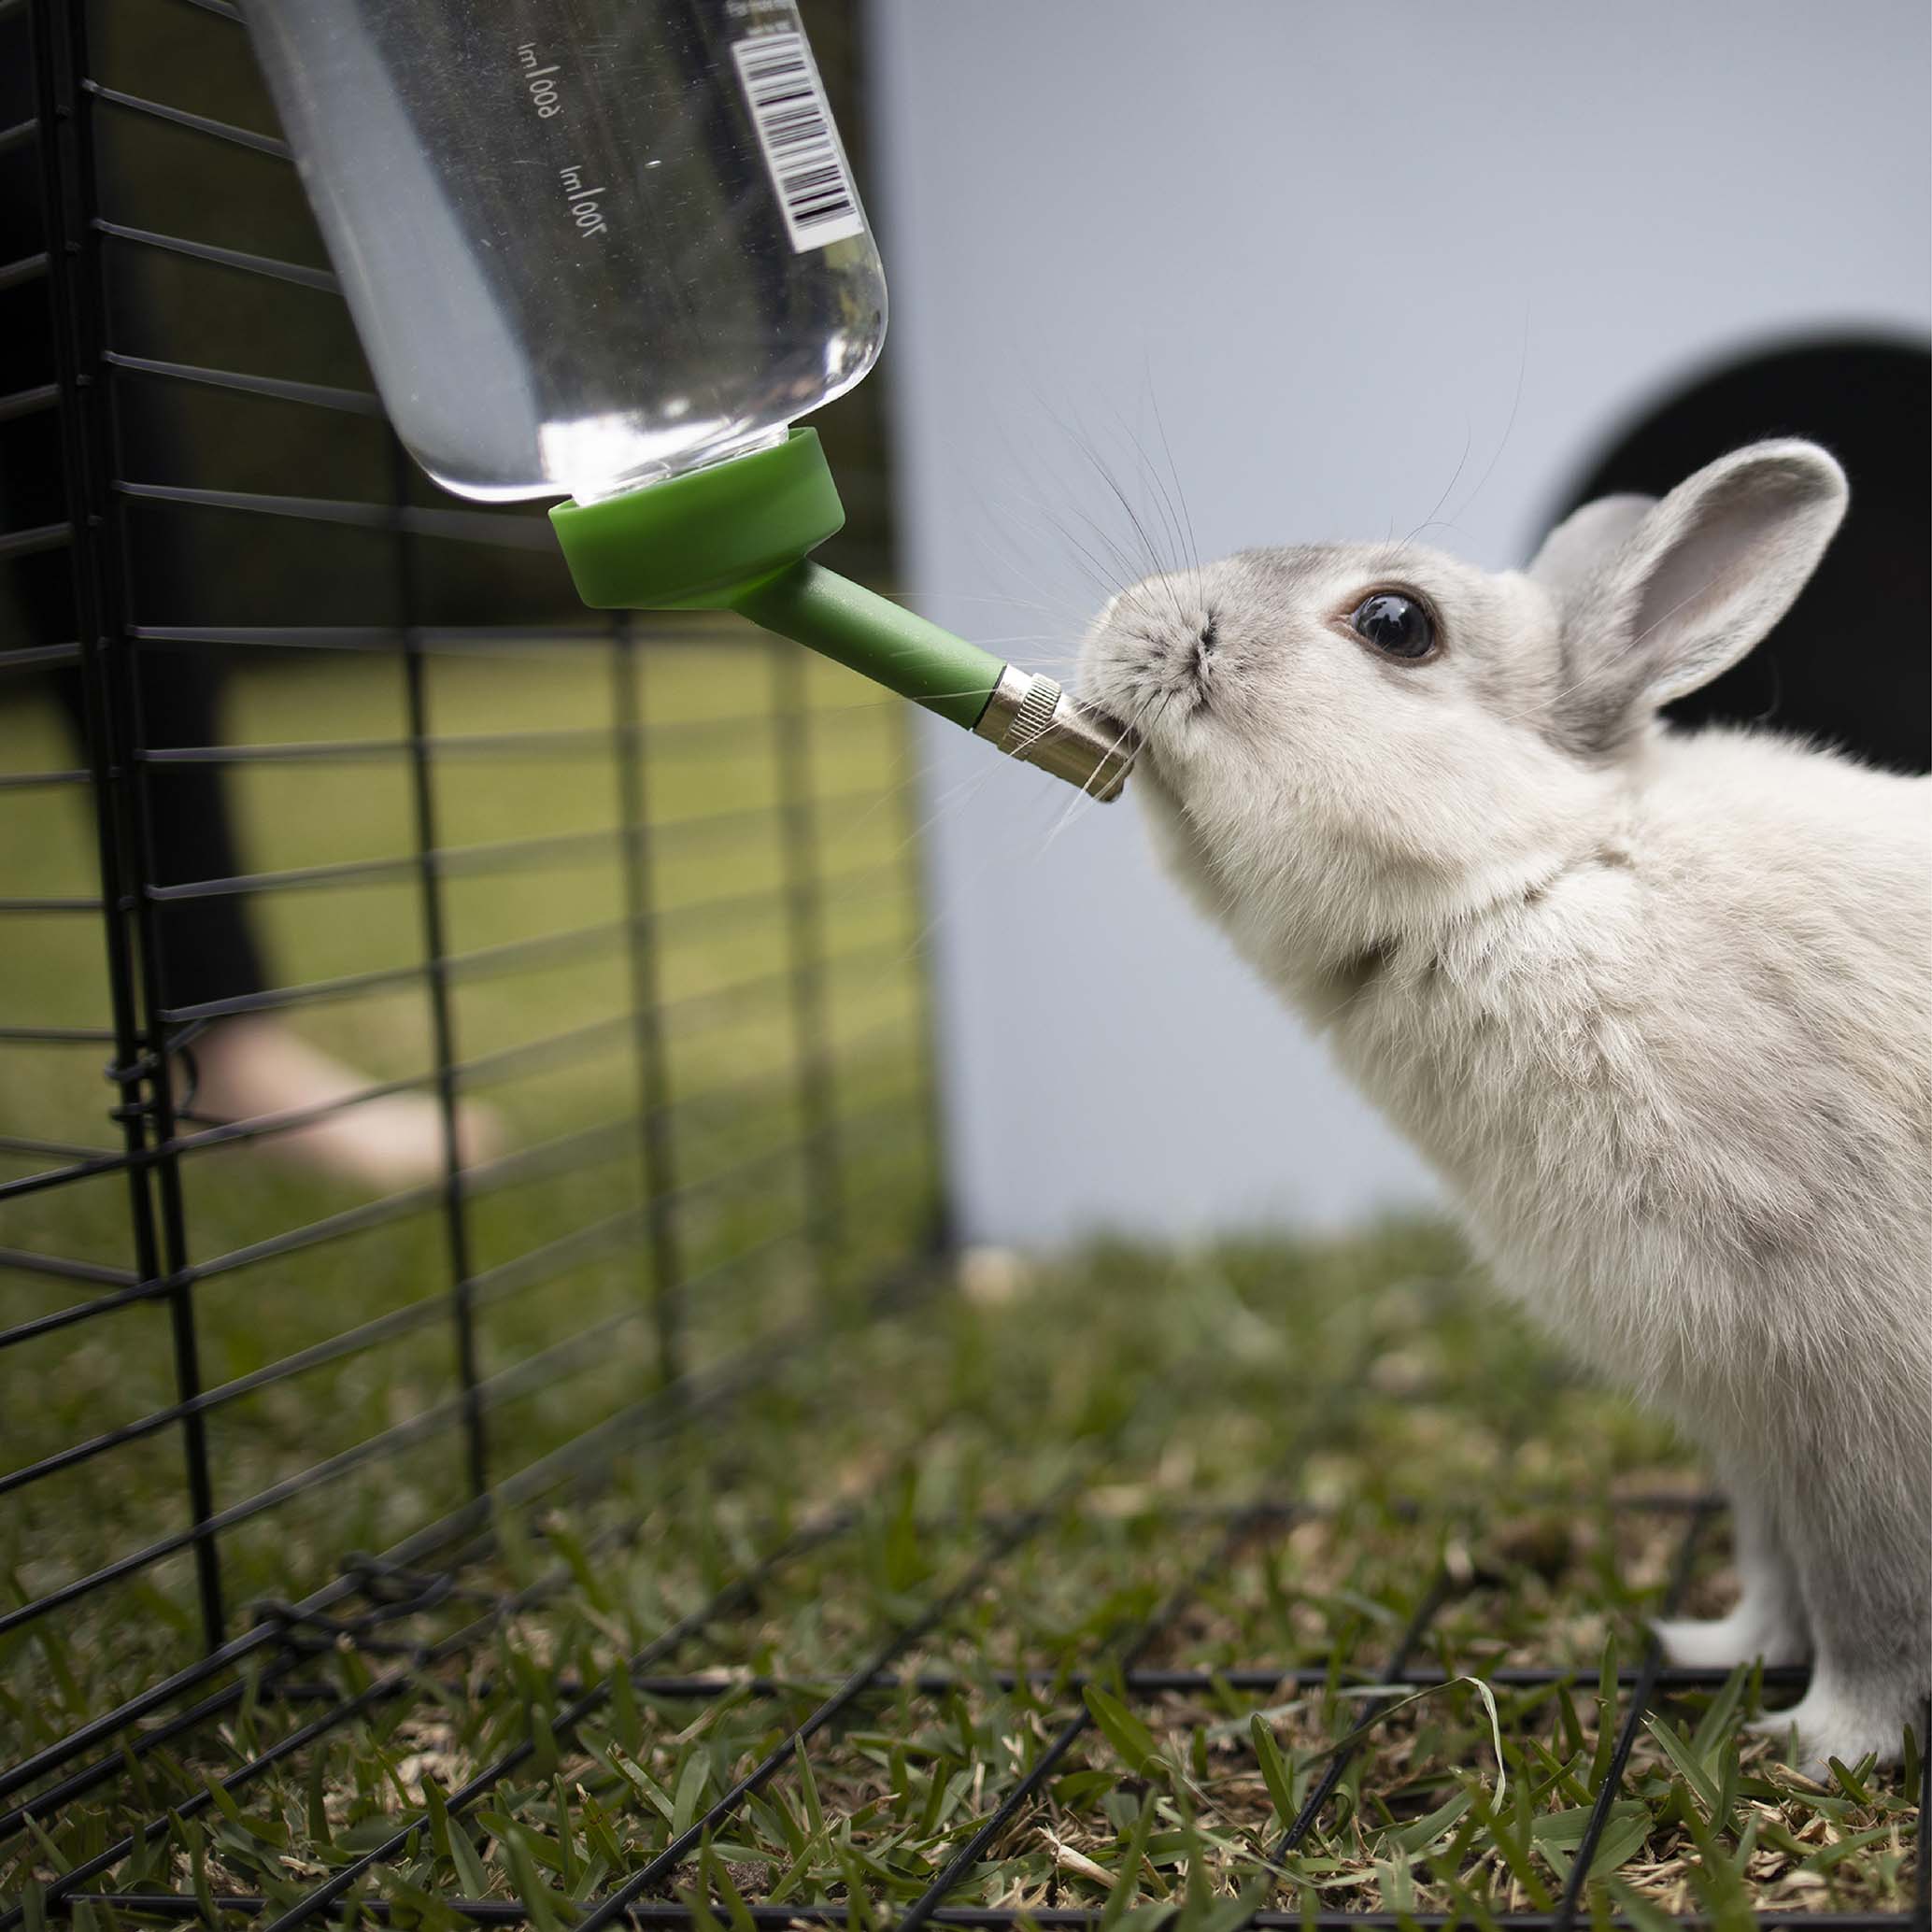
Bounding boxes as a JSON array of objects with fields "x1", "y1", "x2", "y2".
[{"x1": 1074, "y1": 439, "x2": 1931, "y2": 1773}]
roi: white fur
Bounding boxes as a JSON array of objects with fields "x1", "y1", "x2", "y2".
[{"x1": 1076, "y1": 441, "x2": 1931, "y2": 1771}]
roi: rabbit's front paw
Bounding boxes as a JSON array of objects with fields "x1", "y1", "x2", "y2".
[
  {"x1": 1750, "y1": 1680, "x2": 1915, "y2": 1775},
  {"x1": 1655, "y1": 1607, "x2": 1807, "y2": 1671}
]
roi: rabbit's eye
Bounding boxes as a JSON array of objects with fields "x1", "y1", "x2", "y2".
[{"x1": 1351, "y1": 593, "x2": 1435, "y2": 661}]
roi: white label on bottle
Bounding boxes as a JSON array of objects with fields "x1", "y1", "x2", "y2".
[{"x1": 731, "y1": 29, "x2": 865, "y2": 252}]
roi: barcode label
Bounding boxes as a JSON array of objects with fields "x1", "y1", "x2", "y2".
[{"x1": 732, "y1": 29, "x2": 865, "y2": 252}]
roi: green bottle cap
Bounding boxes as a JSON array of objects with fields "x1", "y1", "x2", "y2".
[{"x1": 549, "y1": 427, "x2": 845, "y2": 611}]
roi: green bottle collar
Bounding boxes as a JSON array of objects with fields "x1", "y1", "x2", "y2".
[{"x1": 549, "y1": 427, "x2": 845, "y2": 611}]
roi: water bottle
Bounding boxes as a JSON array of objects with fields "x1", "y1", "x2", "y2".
[{"x1": 248, "y1": 0, "x2": 1132, "y2": 798}]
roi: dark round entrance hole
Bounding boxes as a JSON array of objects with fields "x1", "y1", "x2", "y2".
[{"x1": 1548, "y1": 335, "x2": 1930, "y2": 774}]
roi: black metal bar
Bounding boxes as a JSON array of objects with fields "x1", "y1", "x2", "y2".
[
  {"x1": 154, "y1": 905, "x2": 908, "y2": 1029},
  {"x1": 129, "y1": 620, "x2": 611, "y2": 654},
  {"x1": 0, "y1": 1623, "x2": 289, "y2": 1820},
  {"x1": 0, "y1": 115, "x2": 36, "y2": 156},
  {"x1": 15, "y1": 1476, "x2": 774, "y2": 1915},
  {"x1": 607, "y1": 1659, "x2": 1814, "y2": 1701},
  {"x1": 81, "y1": 78, "x2": 289, "y2": 157},
  {"x1": 116, "y1": 477, "x2": 556, "y2": 550},
  {"x1": 0, "y1": 639, "x2": 80, "y2": 667},
  {"x1": 612, "y1": 618, "x2": 686, "y2": 1384},
  {"x1": 27, "y1": 0, "x2": 226, "y2": 1649},
  {"x1": 391, "y1": 434, "x2": 490, "y2": 1502},
  {"x1": 138, "y1": 726, "x2": 627, "y2": 763},
  {"x1": 660, "y1": 932, "x2": 914, "y2": 1038},
  {"x1": 5, "y1": 1493, "x2": 590, "y2": 1848},
  {"x1": 1550, "y1": 1506, "x2": 1716, "y2": 1931},
  {"x1": 1270, "y1": 1570, "x2": 1459, "y2": 1869},
  {"x1": 186, "y1": 1164, "x2": 437, "y2": 1280},
  {"x1": 155, "y1": 916, "x2": 635, "y2": 1022},
  {"x1": 1915, "y1": 1693, "x2": 1929, "y2": 1932},
  {"x1": 0, "y1": 1257, "x2": 144, "y2": 1312},
  {"x1": 51, "y1": 1903, "x2": 1927, "y2": 1931},
  {"x1": 0, "y1": 378, "x2": 58, "y2": 421},
  {"x1": 103, "y1": 348, "x2": 382, "y2": 418},
  {"x1": 0, "y1": 1301, "x2": 447, "y2": 1500},
  {"x1": 0, "y1": 1403, "x2": 445, "y2": 1641},
  {"x1": 773, "y1": 645, "x2": 844, "y2": 1301},
  {"x1": 144, "y1": 825, "x2": 622, "y2": 900},
  {"x1": 0, "y1": 1145, "x2": 135, "y2": 1205},
  {"x1": 132, "y1": 713, "x2": 889, "y2": 763},
  {"x1": 0, "y1": 771, "x2": 91, "y2": 791},
  {"x1": 0, "y1": 249, "x2": 49, "y2": 291},
  {"x1": 0, "y1": 518, "x2": 72, "y2": 557},
  {"x1": 0, "y1": 1130, "x2": 113, "y2": 1158},
  {"x1": 93, "y1": 215, "x2": 336, "y2": 290},
  {"x1": 165, "y1": 1012, "x2": 632, "y2": 1158}
]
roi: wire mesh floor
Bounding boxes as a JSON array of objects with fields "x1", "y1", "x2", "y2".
[{"x1": 5, "y1": 1240, "x2": 1925, "y2": 1927}]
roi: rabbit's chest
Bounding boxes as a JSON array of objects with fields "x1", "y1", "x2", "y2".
[
  {"x1": 1328, "y1": 964, "x2": 1719, "y2": 1378},
  {"x1": 1334, "y1": 959, "x2": 1671, "y2": 1236}
]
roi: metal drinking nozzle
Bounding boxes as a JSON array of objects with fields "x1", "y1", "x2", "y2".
[{"x1": 969, "y1": 665, "x2": 1137, "y2": 802}]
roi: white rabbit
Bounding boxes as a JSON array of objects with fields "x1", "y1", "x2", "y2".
[{"x1": 1075, "y1": 440, "x2": 1931, "y2": 1771}]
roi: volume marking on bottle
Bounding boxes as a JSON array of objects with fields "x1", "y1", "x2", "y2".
[
  {"x1": 516, "y1": 42, "x2": 561, "y2": 119},
  {"x1": 558, "y1": 164, "x2": 609, "y2": 240}
]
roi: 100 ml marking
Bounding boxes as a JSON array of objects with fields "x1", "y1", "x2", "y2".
[{"x1": 558, "y1": 164, "x2": 608, "y2": 240}]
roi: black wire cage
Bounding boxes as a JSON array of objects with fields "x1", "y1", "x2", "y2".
[
  {"x1": 3, "y1": 4, "x2": 1928, "y2": 1929},
  {"x1": 4, "y1": 0, "x2": 948, "y2": 1913}
]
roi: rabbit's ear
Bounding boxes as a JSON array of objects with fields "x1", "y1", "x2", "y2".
[
  {"x1": 1549, "y1": 439, "x2": 1847, "y2": 754},
  {"x1": 1527, "y1": 492, "x2": 1655, "y2": 597}
]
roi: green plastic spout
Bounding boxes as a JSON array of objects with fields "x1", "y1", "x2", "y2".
[
  {"x1": 732, "y1": 559, "x2": 1001, "y2": 730},
  {"x1": 549, "y1": 429, "x2": 1133, "y2": 800}
]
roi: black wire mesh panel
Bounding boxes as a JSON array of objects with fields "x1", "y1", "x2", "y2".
[{"x1": 0, "y1": 0, "x2": 941, "y2": 1869}]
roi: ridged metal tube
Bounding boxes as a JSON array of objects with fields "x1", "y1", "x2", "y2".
[{"x1": 970, "y1": 665, "x2": 1136, "y2": 802}]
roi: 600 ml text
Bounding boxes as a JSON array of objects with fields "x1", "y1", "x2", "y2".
[{"x1": 518, "y1": 42, "x2": 561, "y2": 117}]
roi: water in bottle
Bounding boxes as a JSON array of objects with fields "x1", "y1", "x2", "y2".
[{"x1": 247, "y1": 0, "x2": 888, "y2": 503}]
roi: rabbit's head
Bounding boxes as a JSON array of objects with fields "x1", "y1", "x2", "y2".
[{"x1": 1075, "y1": 440, "x2": 1848, "y2": 967}]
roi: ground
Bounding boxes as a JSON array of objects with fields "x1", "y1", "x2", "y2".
[{"x1": 1, "y1": 652, "x2": 1922, "y2": 1925}]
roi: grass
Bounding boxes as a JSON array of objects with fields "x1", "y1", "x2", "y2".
[
  {"x1": 5, "y1": 1233, "x2": 1920, "y2": 1925},
  {"x1": 2, "y1": 646, "x2": 1921, "y2": 1925}
]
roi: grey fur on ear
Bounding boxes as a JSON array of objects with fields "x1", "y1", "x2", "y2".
[
  {"x1": 1550, "y1": 439, "x2": 1849, "y2": 754},
  {"x1": 1527, "y1": 492, "x2": 1654, "y2": 596}
]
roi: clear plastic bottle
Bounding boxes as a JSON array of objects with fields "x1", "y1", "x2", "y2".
[
  {"x1": 247, "y1": 0, "x2": 887, "y2": 504},
  {"x1": 250, "y1": 0, "x2": 1131, "y2": 797}
]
